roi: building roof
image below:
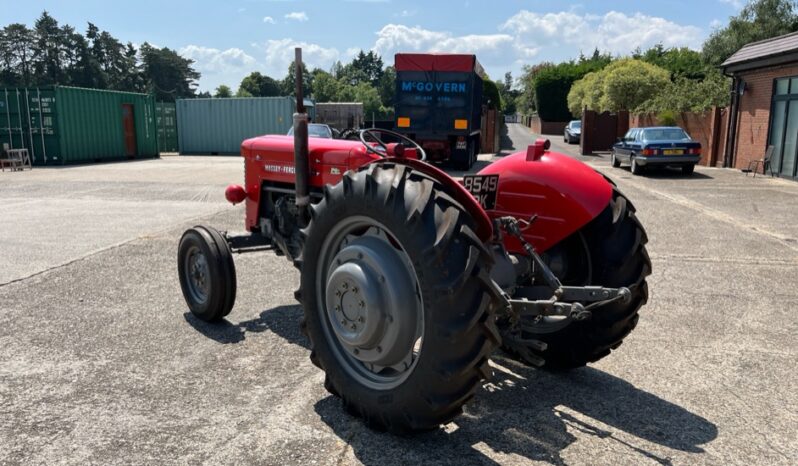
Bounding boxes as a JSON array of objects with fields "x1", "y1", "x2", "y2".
[{"x1": 721, "y1": 31, "x2": 798, "y2": 74}]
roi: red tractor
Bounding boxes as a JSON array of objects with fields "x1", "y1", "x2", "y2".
[{"x1": 177, "y1": 51, "x2": 650, "y2": 434}]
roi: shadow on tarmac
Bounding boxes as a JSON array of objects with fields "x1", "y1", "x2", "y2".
[{"x1": 187, "y1": 305, "x2": 718, "y2": 465}]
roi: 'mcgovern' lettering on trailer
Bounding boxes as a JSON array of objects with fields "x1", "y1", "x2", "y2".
[{"x1": 400, "y1": 81, "x2": 467, "y2": 93}]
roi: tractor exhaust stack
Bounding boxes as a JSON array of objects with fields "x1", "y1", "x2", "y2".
[{"x1": 292, "y1": 47, "x2": 310, "y2": 225}]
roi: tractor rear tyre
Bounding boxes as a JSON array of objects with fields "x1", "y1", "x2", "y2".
[
  {"x1": 295, "y1": 162, "x2": 501, "y2": 434},
  {"x1": 177, "y1": 225, "x2": 237, "y2": 322},
  {"x1": 501, "y1": 188, "x2": 651, "y2": 370}
]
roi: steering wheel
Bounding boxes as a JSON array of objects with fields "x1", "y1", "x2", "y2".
[{"x1": 358, "y1": 128, "x2": 427, "y2": 161}]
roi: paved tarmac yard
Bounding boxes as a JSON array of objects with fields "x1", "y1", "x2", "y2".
[{"x1": 1, "y1": 144, "x2": 797, "y2": 465}]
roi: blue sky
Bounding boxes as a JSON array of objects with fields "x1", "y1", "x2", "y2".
[{"x1": 3, "y1": 0, "x2": 744, "y2": 91}]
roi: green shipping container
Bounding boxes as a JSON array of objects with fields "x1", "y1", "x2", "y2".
[
  {"x1": 0, "y1": 86, "x2": 158, "y2": 165},
  {"x1": 156, "y1": 102, "x2": 178, "y2": 152}
]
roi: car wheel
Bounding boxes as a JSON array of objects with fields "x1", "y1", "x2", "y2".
[
  {"x1": 630, "y1": 156, "x2": 643, "y2": 175},
  {"x1": 611, "y1": 151, "x2": 621, "y2": 168}
]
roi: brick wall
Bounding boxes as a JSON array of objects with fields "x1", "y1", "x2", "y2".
[
  {"x1": 732, "y1": 63, "x2": 798, "y2": 170},
  {"x1": 529, "y1": 116, "x2": 568, "y2": 135},
  {"x1": 629, "y1": 108, "x2": 729, "y2": 167}
]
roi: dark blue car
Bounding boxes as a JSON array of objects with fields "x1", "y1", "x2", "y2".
[{"x1": 611, "y1": 126, "x2": 701, "y2": 175}]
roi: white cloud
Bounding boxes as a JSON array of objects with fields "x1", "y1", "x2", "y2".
[
  {"x1": 256, "y1": 39, "x2": 340, "y2": 76},
  {"x1": 179, "y1": 45, "x2": 257, "y2": 72},
  {"x1": 719, "y1": 0, "x2": 744, "y2": 9},
  {"x1": 398, "y1": 9, "x2": 416, "y2": 17},
  {"x1": 285, "y1": 11, "x2": 308, "y2": 22},
  {"x1": 263, "y1": 16, "x2": 275, "y2": 24},
  {"x1": 373, "y1": 24, "x2": 515, "y2": 67},
  {"x1": 501, "y1": 10, "x2": 704, "y2": 55}
]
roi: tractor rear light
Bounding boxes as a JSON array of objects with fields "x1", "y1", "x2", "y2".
[
  {"x1": 225, "y1": 184, "x2": 248, "y2": 205},
  {"x1": 454, "y1": 119, "x2": 468, "y2": 130},
  {"x1": 397, "y1": 117, "x2": 410, "y2": 128}
]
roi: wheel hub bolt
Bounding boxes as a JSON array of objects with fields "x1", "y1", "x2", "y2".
[
  {"x1": 342, "y1": 282, "x2": 348, "y2": 290},
  {"x1": 376, "y1": 346, "x2": 382, "y2": 353},
  {"x1": 357, "y1": 316, "x2": 364, "y2": 323},
  {"x1": 359, "y1": 301, "x2": 365, "y2": 308}
]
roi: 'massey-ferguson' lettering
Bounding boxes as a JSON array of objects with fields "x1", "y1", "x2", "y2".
[{"x1": 400, "y1": 81, "x2": 467, "y2": 93}]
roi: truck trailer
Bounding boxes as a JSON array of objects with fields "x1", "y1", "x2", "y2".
[{"x1": 393, "y1": 53, "x2": 484, "y2": 169}]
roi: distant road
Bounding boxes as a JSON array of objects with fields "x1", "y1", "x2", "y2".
[{"x1": 499, "y1": 123, "x2": 538, "y2": 155}]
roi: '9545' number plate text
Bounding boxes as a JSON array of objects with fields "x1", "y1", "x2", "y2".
[{"x1": 463, "y1": 174, "x2": 499, "y2": 209}]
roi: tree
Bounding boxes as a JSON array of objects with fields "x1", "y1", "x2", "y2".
[
  {"x1": 377, "y1": 65, "x2": 395, "y2": 108},
  {"x1": 235, "y1": 87, "x2": 253, "y2": 97},
  {"x1": 338, "y1": 81, "x2": 382, "y2": 115},
  {"x1": 282, "y1": 60, "x2": 312, "y2": 97},
  {"x1": 139, "y1": 42, "x2": 200, "y2": 101},
  {"x1": 635, "y1": 70, "x2": 731, "y2": 113},
  {"x1": 311, "y1": 70, "x2": 341, "y2": 101},
  {"x1": 31, "y1": 12, "x2": 67, "y2": 86},
  {"x1": 567, "y1": 59, "x2": 671, "y2": 113},
  {"x1": 517, "y1": 62, "x2": 554, "y2": 113},
  {"x1": 0, "y1": 24, "x2": 36, "y2": 86},
  {"x1": 214, "y1": 84, "x2": 232, "y2": 98},
  {"x1": 350, "y1": 50, "x2": 384, "y2": 86},
  {"x1": 533, "y1": 59, "x2": 611, "y2": 120},
  {"x1": 483, "y1": 78, "x2": 502, "y2": 110},
  {"x1": 238, "y1": 71, "x2": 280, "y2": 97},
  {"x1": 702, "y1": 0, "x2": 798, "y2": 66},
  {"x1": 637, "y1": 45, "x2": 707, "y2": 80}
]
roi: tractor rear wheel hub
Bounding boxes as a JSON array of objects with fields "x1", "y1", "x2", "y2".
[{"x1": 324, "y1": 233, "x2": 419, "y2": 368}]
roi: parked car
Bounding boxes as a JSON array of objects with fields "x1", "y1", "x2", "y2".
[
  {"x1": 564, "y1": 120, "x2": 581, "y2": 144},
  {"x1": 611, "y1": 126, "x2": 701, "y2": 175},
  {"x1": 287, "y1": 123, "x2": 335, "y2": 139}
]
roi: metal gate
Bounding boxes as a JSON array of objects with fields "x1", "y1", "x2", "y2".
[{"x1": 580, "y1": 110, "x2": 628, "y2": 155}]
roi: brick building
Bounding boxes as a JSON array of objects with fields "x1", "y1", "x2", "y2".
[{"x1": 722, "y1": 32, "x2": 798, "y2": 179}]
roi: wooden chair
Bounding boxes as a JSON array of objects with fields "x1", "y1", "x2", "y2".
[
  {"x1": 0, "y1": 143, "x2": 13, "y2": 172},
  {"x1": 746, "y1": 145, "x2": 774, "y2": 178}
]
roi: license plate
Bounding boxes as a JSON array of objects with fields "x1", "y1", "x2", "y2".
[
  {"x1": 456, "y1": 140, "x2": 467, "y2": 150},
  {"x1": 463, "y1": 175, "x2": 499, "y2": 209},
  {"x1": 663, "y1": 149, "x2": 684, "y2": 155}
]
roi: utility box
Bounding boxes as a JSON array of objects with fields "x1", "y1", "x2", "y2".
[
  {"x1": 176, "y1": 97, "x2": 315, "y2": 155},
  {"x1": 393, "y1": 53, "x2": 484, "y2": 168},
  {"x1": 0, "y1": 86, "x2": 158, "y2": 165},
  {"x1": 315, "y1": 102, "x2": 364, "y2": 130}
]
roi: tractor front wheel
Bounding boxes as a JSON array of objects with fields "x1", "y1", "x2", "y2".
[
  {"x1": 502, "y1": 188, "x2": 651, "y2": 370},
  {"x1": 296, "y1": 163, "x2": 500, "y2": 433},
  {"x1": 177, "y1": 226, "x2": 237, "y2": 322}
]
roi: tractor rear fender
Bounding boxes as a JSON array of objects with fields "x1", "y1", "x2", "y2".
[
  {"x1": 477, "y1": 150, "x2": 613, "y2": 254},
  {"x1": 367, "y1": 157, "x2": 494, "y2": 242}
]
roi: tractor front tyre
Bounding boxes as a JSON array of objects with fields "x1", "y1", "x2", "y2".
[
  {"x1": 295, "y1": 163, "x2": 501, "y2": 434},
  {"x1": 502, "y1": 188, "x2": 651, "y2": 370},
  {"x1": 177, "y1": 226, "x2": 237, "y2": 322}
]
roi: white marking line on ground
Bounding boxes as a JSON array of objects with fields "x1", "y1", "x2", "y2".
[
  {"x1": 648, "y1": 253, "x2": 798, "y2": 266},
  {"x1": 598, "y1": 167, "x2": 798, "y2": 253}
]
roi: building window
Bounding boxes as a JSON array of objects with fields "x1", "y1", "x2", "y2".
[{"x1": 768, "y1": 77, "x2": 798, "y2": 179}]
